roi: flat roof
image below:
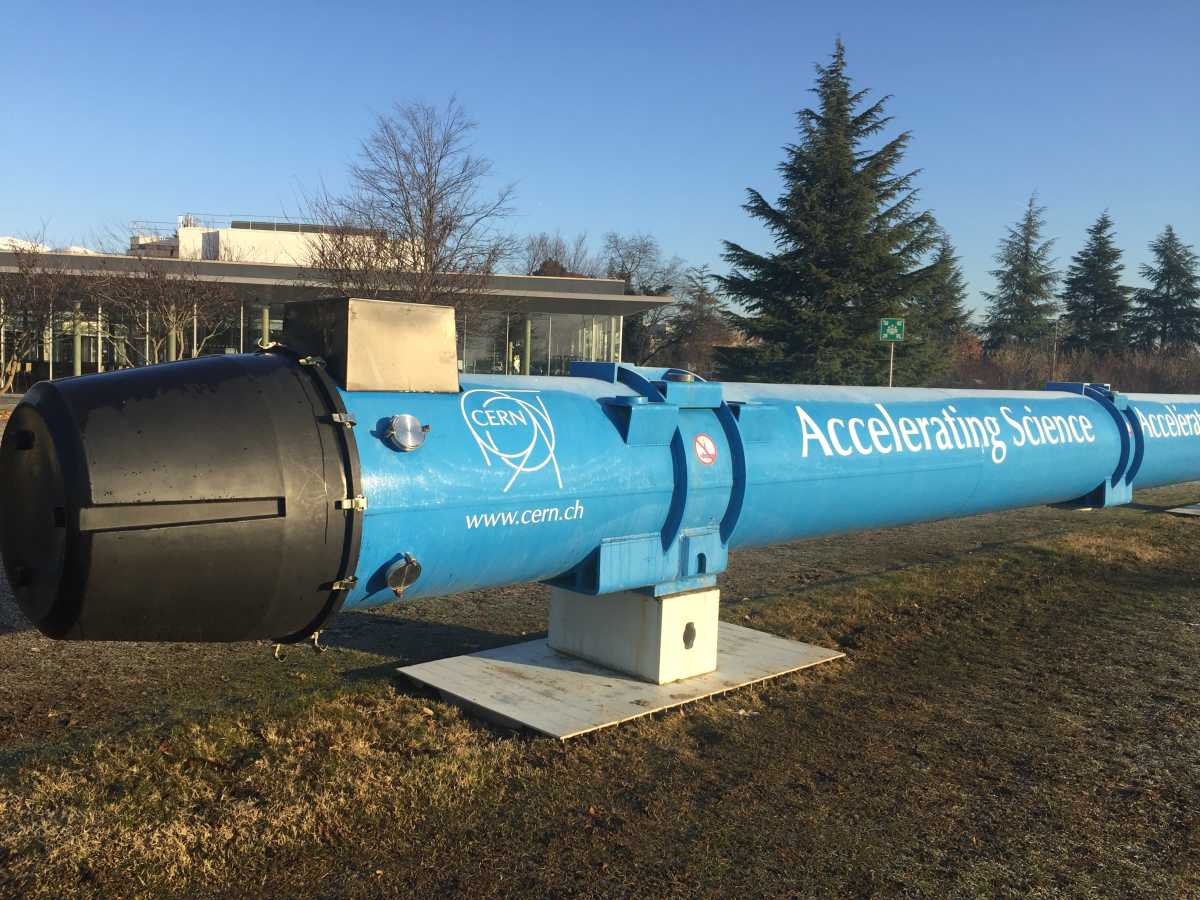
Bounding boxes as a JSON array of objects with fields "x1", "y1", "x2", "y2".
[{"x1": 0, "y1": 251, "x2": 672, "y2": 317}]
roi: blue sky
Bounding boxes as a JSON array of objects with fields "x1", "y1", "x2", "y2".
[{"x1": 1, "y1": 0, "x2": 1197, "y2": 315}]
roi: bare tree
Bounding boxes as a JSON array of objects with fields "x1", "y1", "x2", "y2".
[
  {"x1": 305, "y1": 98, "x2": 515, "y2": 314},
  {"x1": 99, "y1": 255, "x2": 239, "y2": 363},
  {"x1": 0, "y1": 239, "x2": 79, "y2": 392},
  {"x1": 521, "y1": 232, "x2": 598, "y2": 277},
  {"x1": 601, "y1": 232, "x2": 683, "y2": 296},
  {"x1": 600, "y1": 232, "x2": 685, "y2": 365},
  {"x1": 647, "y1": 267, "x2": 736, "y2": 375}
]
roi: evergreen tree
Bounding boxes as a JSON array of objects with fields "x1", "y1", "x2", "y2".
[
  {"x1": 982, "y1": 196, "x2": 1059, "y2": 349},
  {"x1": 909, "y1": 233, "x2": 971, "y2": 360},
  {"x1": 1059, "y1": 212, "x2": 1129, "y2": 354},
  {"x1": 900, "y1": 234, "x2": 974, "y2": 383},
  {"x1": 1129, "y1": 225, "x2": 1200, "y2": 348},
  {"x1": 716, "y1": 40, "x2": 938, "y2": 384},
  {"x1": 656, "y1": 267, "x2": 736, "y2": 376}
]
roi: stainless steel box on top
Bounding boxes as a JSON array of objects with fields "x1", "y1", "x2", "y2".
[{"x1": 282, "y1": 297, "x2": 459, "y2": 393}]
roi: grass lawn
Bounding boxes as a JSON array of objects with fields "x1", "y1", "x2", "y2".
[{"x1": 0, "y1": 485, "x2": 1197, "y2": 898}]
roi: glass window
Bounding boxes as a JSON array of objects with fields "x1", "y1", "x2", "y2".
[
  {"x1": 544, "y1": 313, "x2": 622, "y2": 373},
  {"x1": 460, "y1": 309, "x2": 510, "y2": 375},
  {"x1": 528, "y1": 314, "x2": 550, "y2": 375},
  {"x1": 548, "y1": 313, "x2": 582, "y2": 374}
]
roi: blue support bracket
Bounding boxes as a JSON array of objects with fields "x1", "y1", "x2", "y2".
[
  {"x1": 562, "y1": 361, "x2": 742, "y2": 597},
  {"x1": 1046, "y1": 381, "x2": 1141, "y2": 507},
  {"x1": 569, "y1": 361, "x2": 723, "y2": 411},
  {"x1": 572, "y1": 361, "x2": 726, "y2": 446},
  {"x1": 599, "y1": 396, "x2": 677, "y2": 446}
]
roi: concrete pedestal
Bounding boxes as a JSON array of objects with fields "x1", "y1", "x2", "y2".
[{"x1": 548, "y1": 586, "x2": 719, "y2": 684}]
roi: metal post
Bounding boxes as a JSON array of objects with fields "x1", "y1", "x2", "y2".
[
  {"x1": 260, "y1": 305, "x2": 270, "y2": 347},
  {"x1": 888, "y1": 342, "x2": 895, "y2": 388},
  {"x1": 504, "y1": 314, "x2": 511, "y2": 374},
  {"x1": 1, "y1": 296, "x2": 6, "y2": 387},
  {"x1": 192, "y1": 303, "x2": 198, "y2": 358},
  {"x1": 239, "y1": 303, "x2": 244, "y2": 352},
  {"x1": 48, "y1": 301, "x2": 53, "y2": 381},
  {"x1": 97, "y1": 303, "x2": 103, "y2": 373},
  {"x1": 72, "y1": 302, "x2": 82, "y2": 376},
  {"x1": 1051, "y1": 318, "x2": 1059, "y2": 382},
  {"x1": 523, "y1": 315, "x2": 532, "y2": 375},
  {"x1": 546, "y1": 314, "x2": 552, "y2": 374},
  {"x1": 144, "y1": 301, "x2": 150, "y2": 365}
]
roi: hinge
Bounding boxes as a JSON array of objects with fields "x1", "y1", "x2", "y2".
[
  {"x1": 330, "y1": 413, "x2": 356, "y2": 426},
  {"x1": 335, "y1": 495, "x2": 367, "y2": 511},
  {"x1": 331, "y1": 575, "x2": 359, "y2": 591},
  {"x1": 298, "y1": 355, "x2": 326, "y2": 367}
]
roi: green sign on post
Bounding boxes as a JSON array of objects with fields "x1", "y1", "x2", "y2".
[
  {"x1": 879, "y1": 318, "x2": 905, "y2": 342},
  {"x1": 879, "y1": 318, "x2": 905, "y2": 387}
]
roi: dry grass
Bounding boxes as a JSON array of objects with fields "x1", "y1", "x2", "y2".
[
  {"x1": 1, "y1": 689, "x2": 518, "y2": 896},
  {"x1": 1, "y1": 487, "x2": 1199, "y2": 897},
  {"x1": 1055, "y1": 529, "x2": 1171, "y2": 564}
]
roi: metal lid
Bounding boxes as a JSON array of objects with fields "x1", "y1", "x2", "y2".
[
  {"x1": 664, "y1": 370, "x2": 696, "y2": 383},
  {"x1": 386, "y1": 414, "x2": 428, "y2": 452}
]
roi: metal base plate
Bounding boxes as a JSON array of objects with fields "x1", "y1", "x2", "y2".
[{"x1": 397, "y1": 623, "x2": 844, "y2": 739}]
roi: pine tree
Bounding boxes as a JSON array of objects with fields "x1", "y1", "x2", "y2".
[
  {"x1": 905, "y1": 234, "x2": 972, "y2": 382},
  {"x1": 716, "y1": 40, "x2": 938, "y2": 384},
  {"x1": 982, "y1": 196, "x2": 1059, "y2": 349},
  {"x1": 1129, "y1": 225, "x2": 1200, "y2": 349},
  {"x1": 918, "y1": 235, "x2": 972, "y2": 337},
  {"x1": 1059, "y1": 212, "x2": 1129, "y2": 354}
]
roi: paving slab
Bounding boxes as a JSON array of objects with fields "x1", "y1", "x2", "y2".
[{"x1": 398, "y1": 622, "x2": 844, "y2": 739}]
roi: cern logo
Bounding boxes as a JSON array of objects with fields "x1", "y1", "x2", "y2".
[{"x1": 460, "y1": 389, "x2": 564, "y2": 493}]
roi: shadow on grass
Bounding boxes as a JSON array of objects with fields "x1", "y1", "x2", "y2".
[
  {"x1": 1127, "y1": 501, "x2": 1186, "y2": 512},
  {"x1": 321, "y1": 608, "x2": 531, "y2": 668},
  {"x1": 0, "y1": 577, "x2": 34, "y2": 635},
  {"x1": 733, "y1": 497, "x2": 1200, "y2": 613}
]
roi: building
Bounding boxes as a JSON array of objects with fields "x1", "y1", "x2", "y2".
[
  {"x1": 129, "y1": 214, "x2": 373, "y2": 265},
  {"x1": 0, "y1": 217, "x2": 670, "y2": 387}
]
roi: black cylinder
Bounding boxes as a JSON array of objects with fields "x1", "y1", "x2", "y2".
[{"x1": 0, "y1": 351, "x2": 361, "y2": 641}]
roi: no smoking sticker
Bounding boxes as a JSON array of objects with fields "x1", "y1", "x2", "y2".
[{"x1": 694, "y1": 433, "x2": 717, "y2": 465}]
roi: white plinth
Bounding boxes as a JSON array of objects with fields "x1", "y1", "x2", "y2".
[{"x1": 548, "y1": 586, "x2": 719, "y2": 684}]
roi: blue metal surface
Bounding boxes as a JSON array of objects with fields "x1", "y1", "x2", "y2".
[
  {"x1": 1125, "y1": 393, "x2": 1200, "y2": 488},
  {"x1": 336, "y1": 368, "x2": 1200, "y2": 610}
]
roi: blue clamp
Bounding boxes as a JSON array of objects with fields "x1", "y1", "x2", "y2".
[
  {"x1": 569, "y1": 362, "x2": 724, "y2": 445},
  {"x1": 1046, "y1": 381, "x2": 1142, "y2": 507},
  {"x1": 558, "y1": 362, "x2": 743, "y2": 597}
]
